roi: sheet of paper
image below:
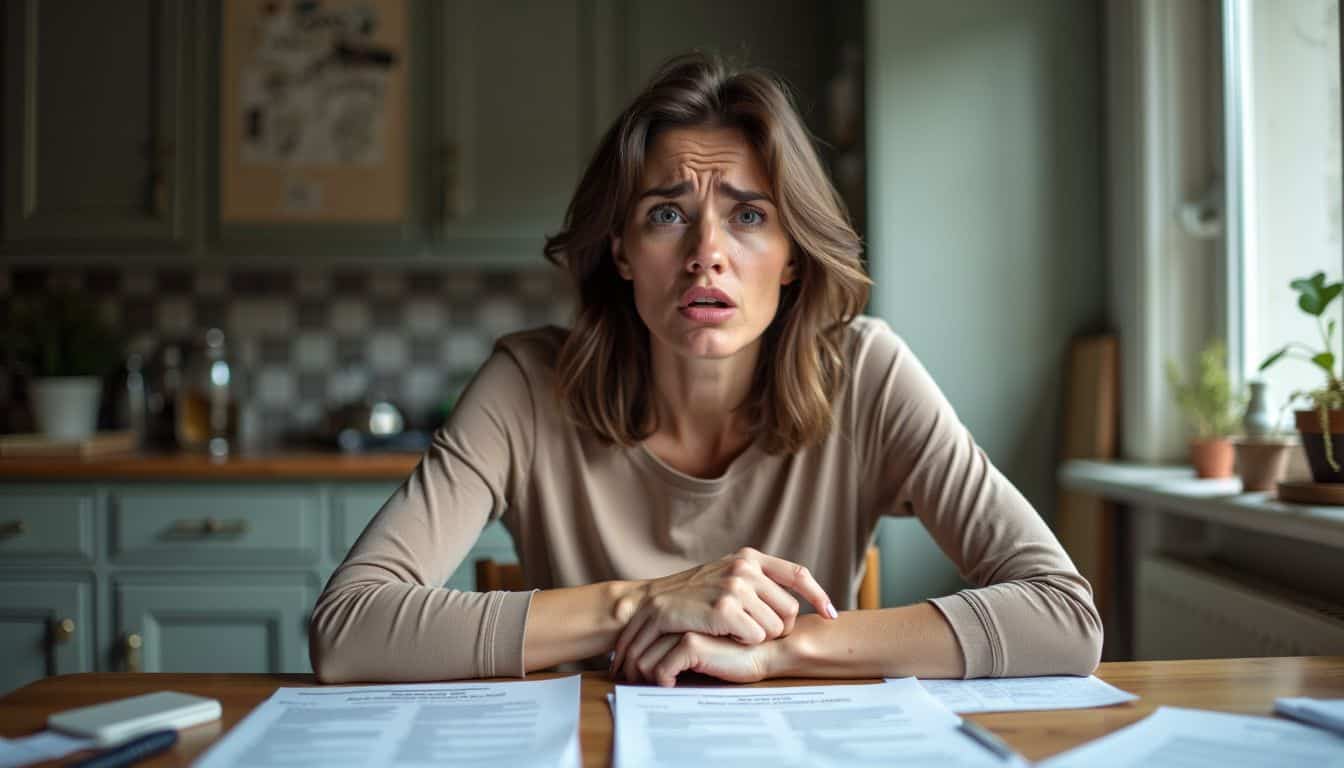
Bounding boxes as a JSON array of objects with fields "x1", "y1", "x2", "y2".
[
  {"x1": 0, "y1": 730, "x2": 96, "y2": 768},
  {"x1": 1276, "y1": 697, "x2": 1344, "y2": 735},
  {"x1": 613, "y1": 677, "x2": 1015, "y2": 767},
  {"x1": 195, "y1": 675, "x2": 581, "y2": 768},
  {"x1": 1038, "y1": 706, "x2": 1344, "y2": 768},
  {"x1": 907, "y1": 675, "x2": 1138, "y2": 713}
]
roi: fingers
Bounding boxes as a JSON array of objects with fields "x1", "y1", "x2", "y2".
[
  {"x1": 739, "y1": 590, "x2": 786, "y2": 640},
  {"x1": 651, "y1": 634, "x2": 699, "y2": 688},
  {"x1": 611, "y1": 608, "x2": 650, "y2": 678},
  {"x1": 748, "y1": 550, "x2": 837, "y2": 619},
  {"x1": 633, "y1": 634, "x2": 681, "y2": 685},
  {"x1": 753, "y1": 578, "x2": 801, "y2": 635},
  {"x1": 621, "y1": 615, "x2": 666, "y2": 683}
]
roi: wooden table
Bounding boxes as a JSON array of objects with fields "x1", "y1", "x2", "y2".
[{"x1": 3, "y1": 657, "x2": 1342, "y2": 766}]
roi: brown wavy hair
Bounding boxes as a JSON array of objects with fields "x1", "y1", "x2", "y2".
[{"x1": 543, "y1": 52, "x2": 870, "y2": 454}]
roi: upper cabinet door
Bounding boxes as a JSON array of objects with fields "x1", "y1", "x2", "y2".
[
  {"x1": 433, "y1": 0, "x2": 599, "y2": 262},
  {"x1": 2, "y1": 0, "x2": 194, "y2": 245}
]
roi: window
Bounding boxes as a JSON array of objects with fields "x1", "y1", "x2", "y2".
[{"x1": 1226, "y1": 0, "x2": 1342, "y2": 417}]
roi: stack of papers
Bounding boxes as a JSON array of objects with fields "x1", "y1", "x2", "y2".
[
  {"x1": 1275, "y1": 697, "x2": 1344, "y2": 736},
  {"x1": 908, "y1": 675, "x2": 1138, "y2": 713},
  {"x1": 611, "y1": 677, "x2": 1019, "y2": 767},
  {"x1": 194, "y1": 676, "x2": 582, "y2": 768}
]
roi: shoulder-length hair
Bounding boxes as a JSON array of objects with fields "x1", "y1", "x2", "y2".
[{"x1": 543, "y1": 52, "x2": 870, "y2": 454}]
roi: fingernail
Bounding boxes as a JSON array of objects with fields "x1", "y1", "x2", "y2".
[{"x1": 826, "y1": 602, "x2": 838, "y2": 619}]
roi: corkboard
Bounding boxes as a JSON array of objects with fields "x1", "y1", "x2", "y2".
[{"x1": 219, "y1": 0, "x2": 408, "y2": 222}]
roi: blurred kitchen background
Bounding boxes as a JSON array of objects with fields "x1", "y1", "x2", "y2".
[{"x1": 2, "y1": 0, "x2": 1342, "y2": 692}]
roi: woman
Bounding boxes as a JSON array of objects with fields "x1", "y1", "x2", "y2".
[{"x1": 310, "y1": 53, "x2": 1101, "y2": 687}]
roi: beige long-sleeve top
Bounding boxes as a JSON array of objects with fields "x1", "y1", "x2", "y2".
[{"x1": 310, "y1": 316, "x2": 1101, "y2": 683}]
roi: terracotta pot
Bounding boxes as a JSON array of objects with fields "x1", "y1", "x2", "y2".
[
  {"x1": 1294, "y1": 409, "x2": 1344, "y2": 483},
  {"x1": 1189, "y1": 438, "x2": 1235, "y2": 479},
  {"x1": 1232, "y1": 438, "x2": 1296, "y2": 492}
]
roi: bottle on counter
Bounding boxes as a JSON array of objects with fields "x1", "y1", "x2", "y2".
[{"x1": 176, "y1": 328, "x2": 237, "y2": 457}]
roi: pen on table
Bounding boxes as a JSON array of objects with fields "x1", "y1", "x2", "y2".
[
  {"x1": 67, "y1": 728, "x2": 178, "y2": 768},
  {"x1": 957, "y1": 718, "x2": 1026, "y2": 764}
]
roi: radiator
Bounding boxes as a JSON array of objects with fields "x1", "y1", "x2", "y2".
[{"x1": 1137, "y1": 556, "x2": 1344, "y2": 659}]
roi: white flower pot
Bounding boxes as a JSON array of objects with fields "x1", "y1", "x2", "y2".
[{"x1": 30, "y1": 377, "x2": 102, "y2": 440}]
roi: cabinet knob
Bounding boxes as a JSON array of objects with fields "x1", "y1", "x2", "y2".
[
  {"x1": 124, "y1": 633, "x2": 143, "y2": 673},
  {"x1": 51, "y1": 617, "x2": 75, "y2": 645},
  {"x1": 0, "y1": 520, "x2": 26, "y2": 538}
]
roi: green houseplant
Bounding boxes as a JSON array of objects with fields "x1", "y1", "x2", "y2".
[
  {"x1": 3, "y1": 293, "x2": 122, "y2": 439},
  {"x1": 1166, "y1": 341, "x2": 1243, "y2": 478},
  {"x1": 1258, "y1": 272, "x2": 1344, "y2": 482}
]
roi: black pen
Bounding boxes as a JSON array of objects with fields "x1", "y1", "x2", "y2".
[
  {"x1": 957, "y1": 718, "x2": 1026, "y2": 764},
  {"x1": 67, "y1": 728, "x2": 178, "y2": 768}
]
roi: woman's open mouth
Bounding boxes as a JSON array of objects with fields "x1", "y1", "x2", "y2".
[{"x1": 679, "y1": 286, "x2": 737, "y2": 324}]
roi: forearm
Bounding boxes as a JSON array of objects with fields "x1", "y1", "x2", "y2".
[
  {"x1": 523, "y1": 580, "x2": 645, "y2": 672},
  {"x1": 769, "y1": 603, "x2": 965, "y2": 679}
]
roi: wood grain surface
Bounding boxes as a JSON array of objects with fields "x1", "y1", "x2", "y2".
[
  {"x1": 0, "y1": 451, "x2": 420, "y2": 480},
  {"x1": 2, "y1": 657, "x2": 1342, "y2": 766}
]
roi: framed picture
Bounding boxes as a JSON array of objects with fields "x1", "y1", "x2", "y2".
[{"x1": 219, "y1": 0, "x2": 409, "y2": 223}]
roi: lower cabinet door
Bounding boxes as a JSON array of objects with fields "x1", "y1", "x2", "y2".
[
  {"x1": 114, "y1": 580, "x2": 312, "y2": 674},
  {"x1": 0, "y1": 579, "x2": 92, "y2": 695}
]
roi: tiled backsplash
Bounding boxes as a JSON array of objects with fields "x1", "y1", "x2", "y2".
[{"x1": 0, "y1": 265, "x2": 574, "y2": 444}]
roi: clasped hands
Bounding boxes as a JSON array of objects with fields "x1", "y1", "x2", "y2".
[{"x1": 609, "y1": 547, "x2": 836, "y2": 687}]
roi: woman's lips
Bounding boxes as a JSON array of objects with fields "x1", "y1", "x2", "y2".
[{"x1": 679, "y1": 305, "x2": 736, "y2": 323}]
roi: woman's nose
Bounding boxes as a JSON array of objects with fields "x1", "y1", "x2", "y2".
[{"x1": 685, "y1": 218, "x2": 725, "y2": 274}]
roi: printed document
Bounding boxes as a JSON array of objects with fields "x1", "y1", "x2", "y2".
[
  {"x1": 908, "y1": 675, "x2": 1137, "y2": 713},
  {"x1": 194, "y1": 675, "x2": 581, "y2": 768},
  {"x1": 613, "y1": 677, "x2": 1011, "y2": 767},
  {"x1": 1038, "y1": 706, "x2": 1344, "y2": 767}
]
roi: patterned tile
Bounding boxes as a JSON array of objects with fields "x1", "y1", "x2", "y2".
[
  {"x1": 329, "y1": 299, "x2": 371, "y2": 335},
  {"x1": 368, "y1": 332, "x2": 409, "y2": 372},
  {"x1": 294, "y1": 333, "x2": 334, "y2": 370},
  {"x1": 403, "y1": 299, "x2": 447, "y2": 335}
]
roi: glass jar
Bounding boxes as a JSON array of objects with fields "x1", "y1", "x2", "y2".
[{"x1": 176, "y1": 328, "x2": 237, "y2": 457}]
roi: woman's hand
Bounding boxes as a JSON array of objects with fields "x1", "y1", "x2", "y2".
[
  {"x1": 611, "y1": 547, "x2": 835, "y2": 682},
  {"x1": 625, "y1": 631, "x2": 780, "y2": 687}
]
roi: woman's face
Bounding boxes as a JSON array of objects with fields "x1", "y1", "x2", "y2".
[{"x1": 612, "y1": 125, "x2": 794, "y2": 361}]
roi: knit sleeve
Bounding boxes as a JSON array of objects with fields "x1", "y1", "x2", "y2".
[
  {"x1": 854, "y1": 319, "x2": 1102, "y2": 677},
  {"x1": 309, "y1": 345, "x2": 537, "y2": 682}
]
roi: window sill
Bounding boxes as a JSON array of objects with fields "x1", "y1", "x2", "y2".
[{"x1": 1058, "y1": 460, "x2": 1344, "y2": 550}]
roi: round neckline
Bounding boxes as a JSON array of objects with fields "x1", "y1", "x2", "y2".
[{"x1": 630, "y1": 436, "x2": 768, "y2": 496}]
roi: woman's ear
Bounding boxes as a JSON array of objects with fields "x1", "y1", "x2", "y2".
[
  {"x1": 611, "y1": 236, "x2": 633, "y2": 280},
  {"x1": 781, "y1": 253, "x2": 797, "y2": 285}
]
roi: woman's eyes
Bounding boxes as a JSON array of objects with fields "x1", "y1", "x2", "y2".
[
  {"x1": 732, "y1": 208, "x2": 766, "y2": 226},
  {"x1": 648, "y1": 204, "x2": 684, "y2": 225},
  {"x1": 646, "y1": 204, "x2": 767, "y2": 227}
]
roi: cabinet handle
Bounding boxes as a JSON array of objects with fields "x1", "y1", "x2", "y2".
[
  {"x1": 170, "y1": 517, "x2": 248, "y2": 537},
  {"x1": 124, "y1": 633, "x2": 143, "y2": 673},
  {"x1": 51, "y1": 617, "x2": 75, "y2": 645},
  {"x1": 145, "y1": 140, "x2": 174, "y2": 218},
  {"x1": 0, "y1": 520, "x2": 25, "y2": 538},
  {"x1": 439, "y1": 142, "x2": 460, "y2": 224}
]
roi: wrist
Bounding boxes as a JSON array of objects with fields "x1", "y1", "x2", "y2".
[
  {"x1": 772, "y1": 614, "x2": 825, "y2": 677},
  {"x1": 607, "y1": 579, "x2": 649, "y2": 627}
]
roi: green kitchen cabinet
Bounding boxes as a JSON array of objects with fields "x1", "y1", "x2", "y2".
[
  {"x1": 0, "y1": 579, "x2": 93, "y2": 694},
  {"x1": 113, "y1": 578, "x2": 314, "y2": 674},
  {"x1": 0, "y1": 479, "x2": 521, "y2": 692},
  {"x1": 429, "y1": 0, "x2": 601, "y2": 263},
  {"x1": 2, "y1": 0, "x2": 196, "y2": 247}
]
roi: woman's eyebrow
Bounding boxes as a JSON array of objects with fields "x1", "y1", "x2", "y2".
[{"x1": 636, "y1": 180, "x2": 772, "y2": 203}]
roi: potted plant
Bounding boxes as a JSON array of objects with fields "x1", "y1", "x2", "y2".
[
  {"x1": 1166, "y1": 341, "x2": 1243, "y2": 478},
  {"x1": 3, "y1": 293, "x2": 122, "y2": 440},
  {"x1": 1258, "y1": 272, "x2": 1344, "y2": 483}
]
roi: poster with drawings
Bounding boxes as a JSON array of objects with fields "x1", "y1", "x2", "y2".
[{"x1": 220, "y1": 0, "x2": 408, "y2": 222}]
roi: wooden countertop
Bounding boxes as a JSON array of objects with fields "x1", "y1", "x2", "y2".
[
  {"x1": 3, "y1": 657, "x2": 1343, "y2": 766},
  {"x1": 0, "y1": 451, "x2": 421, "y2": 480}
]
